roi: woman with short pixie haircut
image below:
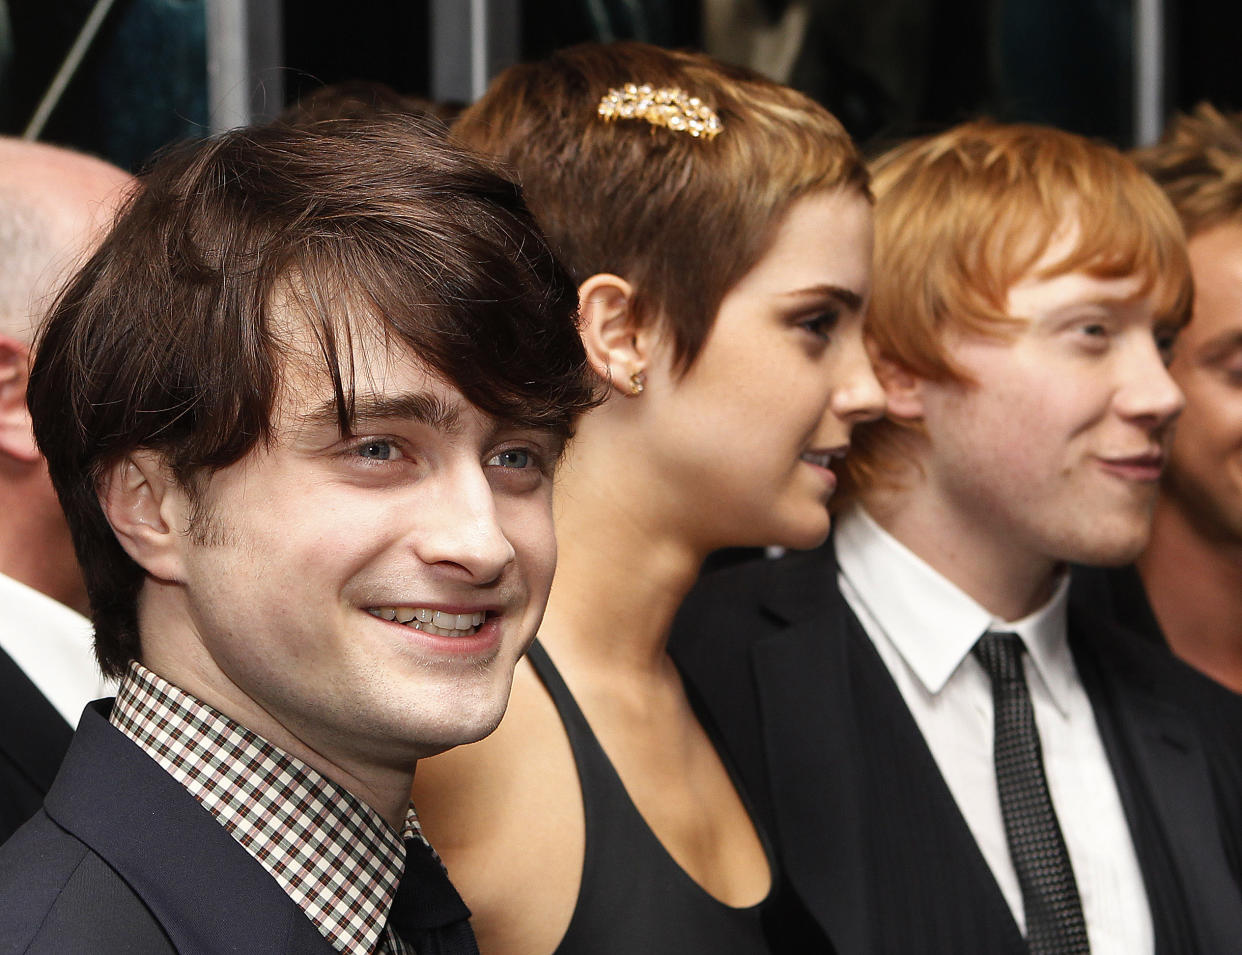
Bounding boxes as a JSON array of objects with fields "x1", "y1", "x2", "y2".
[{"x1": 414, "y1": 42, "x2": 884, "y2": 954}]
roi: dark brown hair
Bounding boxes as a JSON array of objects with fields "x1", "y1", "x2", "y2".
[
  {"x1": 453, "y1": 41, "x2": 868, "y2": 373},
  {"x1": 279, "y1": 80, "x2": 464, "y2": 127},
  {"x1": 28, "y1": 113, "x2": 596, "y2": 677}
]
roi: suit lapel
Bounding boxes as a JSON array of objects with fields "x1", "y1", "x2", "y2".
[
  {"x1": 45, "y1": 703, "x2": 335, "y2": 954},
  {"x1": 0, "y1": 644, "x2": 72, "y2": 797},
  {"x1": 752, "y1": 605, "x2": 868, "y2": 954},
  {"x1": 749, "y1": 544, "x2": 1025, "y2": 953},
  {"x1": 1073, "y1": 610, "x2": 1242, "y2": 952}
]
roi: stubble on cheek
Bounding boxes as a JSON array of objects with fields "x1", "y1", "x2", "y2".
[{"x1": 185, "y1": 491, "x2": 241, "y2": 549}]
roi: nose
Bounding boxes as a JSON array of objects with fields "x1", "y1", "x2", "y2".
[
  {"x1": 830, "y1": 328, "x2": 887, "y2": 424},
  {"x1": 413, "y1": 464, "x2": 516, "y2": 583},
  {"x1": 1114, "y1": 336, "x2": 1185, "y2": 431}
]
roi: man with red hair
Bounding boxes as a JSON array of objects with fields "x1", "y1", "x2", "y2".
[{"x1": 675, "y1": 120, "x2": 1242, "y2": 953}]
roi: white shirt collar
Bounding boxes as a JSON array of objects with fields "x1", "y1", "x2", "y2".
[
  {"x1": 835, "y1": 506, "x2": 1075, "y2": 715},
  {"x1": 0, "y1": 572, "x2": 112, "y2": 725}
]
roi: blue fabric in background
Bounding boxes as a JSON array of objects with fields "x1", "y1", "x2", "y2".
[{"x1": 2, "y1": 0, "x2": 208, "y2": 172}]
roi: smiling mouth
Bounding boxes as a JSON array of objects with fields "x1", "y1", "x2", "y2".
[
  {"x1": 1099, "y1": 452, "x2": 1165, "y2": 482},
  {"x1": 366, "y1": 607, "x2": 486, "y2": 637},
  {"x1": 800, "y1": 447, "x2": 848, "y2": 469}
]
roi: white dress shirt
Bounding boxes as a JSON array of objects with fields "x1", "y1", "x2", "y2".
[
  {"x1": 834, "y1": 506, "x2": 1153, "y2": 955},
  {"x1": 0, "y1": 572, "x2": 113, "y2": 726}
]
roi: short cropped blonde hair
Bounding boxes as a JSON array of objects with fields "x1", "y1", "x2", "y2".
[
  {"x1": 453, "y1": 41, "x2": 867, "y2": 373},
  {"x1": 1132, "y1": 102, "x2": 1242, "y2": 237},
  {"x1": 844, "y1": 120, "x2": 1192, "y2": 499}
]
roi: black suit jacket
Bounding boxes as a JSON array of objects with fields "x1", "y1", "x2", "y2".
[
  {"x1": 0, "y1": 646, "x2": 73, "y2": 843},
  {"x1": 0, "y1": 701, "x2": 476, "y2": 954},
  {"x1": 671, "y1": 544, "x2": 1242, "y2": 954},
  {"x1": 1071, "y1": 564, "x2": 1242, "y2": 888}
]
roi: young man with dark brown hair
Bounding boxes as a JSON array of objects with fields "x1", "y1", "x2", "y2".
[
  {"x1": 674, "y1": 121, "x2": 1242, "y2": 953},
  {"x1": 0, "y1": 115, "x2": 596, "y2": 954}
]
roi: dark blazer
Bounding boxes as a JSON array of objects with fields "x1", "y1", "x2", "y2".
[
  {"x1": 671, "y1": 544, "x2": 1242, "y2": 955},
  {"x1": 1071, "y1": 564, "x2": 1242, "y2": 887},
  {"x1": 0, "y1": 646, "x2": 73, "y2": 843},
  {"x1": 0, "y1": 701, "x2": 475, "y2": 954}
]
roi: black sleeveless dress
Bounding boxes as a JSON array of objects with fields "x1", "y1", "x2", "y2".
[{"x1": 526, "y1": 640, "x2": 775, "y2": 954}]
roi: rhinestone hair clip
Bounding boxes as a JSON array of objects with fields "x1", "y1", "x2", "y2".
[{"x1": 597, "y1": 84, "x2": 723, "y2": 140}]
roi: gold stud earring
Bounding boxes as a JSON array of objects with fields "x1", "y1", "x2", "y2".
[{"x1": 629, "y1": 370, "x2": 646, "y2": 396}]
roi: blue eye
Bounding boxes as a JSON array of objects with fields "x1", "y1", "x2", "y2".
[
  {"x1": 355, "y1": 440, "x2": 396, "y2": 461},
  {"x1": 799, "y1": 311, "x2": 840, "y2": 342},
  {"x1": 489, "y1": 449, "x2": 531, "y2": 469}
]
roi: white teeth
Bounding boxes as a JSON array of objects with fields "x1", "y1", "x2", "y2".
[
  {"x1": 802, "y1": 448, "x2": 847, "y2": 468},
  {"x1": 366, "y1": 606, "x2": 487, "y2": 635}
]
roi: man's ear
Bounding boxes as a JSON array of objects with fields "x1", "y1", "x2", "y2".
[
  {"x1": 99, "y1": 450, "x2": 188, "y2": 583},
  {"x1": 577, "y1": 274, "x2": 649, "y2": 397},
  {"x1": 0, "y1": 335, "x2": 40, "y2": 464},
  {"x1": 872, "y1": 354, "x2": 926, "y2": 422}
]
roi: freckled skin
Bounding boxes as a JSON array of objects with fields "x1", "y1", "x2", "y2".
[{"x1": 872, "y1": 228, "x2": 1185, "y2": 618}]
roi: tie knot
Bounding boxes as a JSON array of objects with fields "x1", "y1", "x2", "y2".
[{"x1": 973, "y1": 630, "x2": 1025, "y2": 685}]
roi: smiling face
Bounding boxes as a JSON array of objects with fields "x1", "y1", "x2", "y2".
[
  {"x1": 641, "y1": 187, "x2": 885, "y2": 552},
  {"x1": 906, "y1": 231, "x2": 1185, "y2": 573},
  {"x1": 139, "y1": 315, "x2": 560, "y2": 775},
  {"x1": 1162, "y1": 223, "x2": 1242, "y2": 544}
]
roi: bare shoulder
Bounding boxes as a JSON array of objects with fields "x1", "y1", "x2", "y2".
[{"x1": 413, "y1": 655, "x2": 585, "y2": 955}]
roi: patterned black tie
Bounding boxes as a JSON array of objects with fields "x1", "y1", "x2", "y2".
[{"x1": 973, "y1": 631, "x2": 1090, "y2": 955}]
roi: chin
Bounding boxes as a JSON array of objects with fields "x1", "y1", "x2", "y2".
[
  {"x1": 412, "y1": 708, "x2": 507, "y2": 758},
  {"x1": 770, "y1": 514, "x2": 833, "y2": 552},
  {"x1": 1058, "y1": 524, "x2": 1150, "y2": 568},
  {"x1": 403, "y1": 676, "x2": 514, "y2": 754}
]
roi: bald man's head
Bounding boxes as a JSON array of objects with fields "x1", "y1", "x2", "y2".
[
  {"x1": 0, "y1": 139, "x2": 130, "y2": 613},
  {"x1": 0, "y1": 139, "x2": 131, "y2": 343}
]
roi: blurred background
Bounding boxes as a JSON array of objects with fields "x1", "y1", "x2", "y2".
[{"x1": 1, "y1": 0, "x2": 1238, "y2": 173}]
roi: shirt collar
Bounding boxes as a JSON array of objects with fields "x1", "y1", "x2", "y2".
[
  {"x1": 111, "y1": 662, "x2": 418, "y2": 953},
  {"x1": 0, "y1": 571, "x2": 112, "y2": 725},
  {"x1": 836, "y1": 506, "x2": 1074, "y2": 715}
]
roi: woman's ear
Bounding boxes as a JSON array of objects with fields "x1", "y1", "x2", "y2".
[
  {"x1": 578, "y1": 274, "x2": 649, "y2": 398},
  {"x1": 99, "y1": 450, "x2": 189, "y2": 583}
]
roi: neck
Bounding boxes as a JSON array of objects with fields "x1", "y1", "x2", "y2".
[
  {"x1": 860, "y1": 486, "x2": 1059, "y2": 623},
  {"x1": 1136, "y1": 498, "x2": 1242, "y2": 693},
  {"x1": 138, "y1": 584, "x2": 416, "y2": 829},
  {"x1": 537, "y1": 429, "x2": 706, "y2": 682}
]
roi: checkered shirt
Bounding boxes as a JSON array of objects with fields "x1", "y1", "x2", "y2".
[{"x1": 111, "y1": 662, "x2": 420, "y2": 954}]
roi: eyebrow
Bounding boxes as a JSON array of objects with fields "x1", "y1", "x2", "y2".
[
  {"x1": 1198, "y1": 331, "x2": 1242, "y2": 363},
  {"x1": 297, "y1": 391, "x2": 463, "y2": 435},
  {"x1": 782, "y1": 284, "x2": 865, "y2": 312}
]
